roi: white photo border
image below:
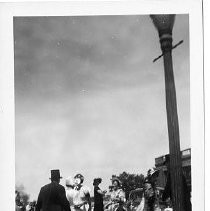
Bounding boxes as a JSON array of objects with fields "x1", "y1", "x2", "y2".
[{"x1": 0, "y1": 1, "x2": 204, "y2": 210}]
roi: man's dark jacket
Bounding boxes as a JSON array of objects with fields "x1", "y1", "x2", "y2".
[{"x1": 35, "y1": 181, "x2": 71, "y2": 211}]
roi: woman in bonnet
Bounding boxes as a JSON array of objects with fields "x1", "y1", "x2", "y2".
[
  {"x1": 73, "y1": 174, "x2": 91, "y2": 211},
  {"x1": 93, "y1": 178, "x2": 107, "y2": 211},
  {"x1": 66, "y1": 176, "x2": 77, "y2": 211},
  {"x1": 105, "y1": 178, "x2": 126, "y2": 211}
]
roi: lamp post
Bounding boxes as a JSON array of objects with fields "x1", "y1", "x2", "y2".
[{"x1": 150, "y1": 15, "x2": 184, "y2": 211}]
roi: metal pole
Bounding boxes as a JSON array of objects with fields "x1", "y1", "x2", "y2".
[{"x1": 160, "y1": 34, "x2": 184, "y2": 211}]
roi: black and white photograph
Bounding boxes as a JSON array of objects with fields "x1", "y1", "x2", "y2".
[{"x1": 0, "y1": 1, "x2": 205, "y2": 211}]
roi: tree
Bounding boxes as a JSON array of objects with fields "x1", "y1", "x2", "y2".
[{"x1": 111, "y1": 172, "x2": 145, "y2": 200}]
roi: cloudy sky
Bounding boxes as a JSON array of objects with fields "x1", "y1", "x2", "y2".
[{"x1": 14, "y1": 14, "x2": 189, "y2": 200}]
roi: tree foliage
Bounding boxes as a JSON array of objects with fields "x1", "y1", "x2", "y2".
[{"x1": 111, "y1": 171, "x2": 145, "y2": 200}]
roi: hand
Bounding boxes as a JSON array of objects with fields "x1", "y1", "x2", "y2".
[
  {"x1": 74, "y1": 203, "x2": 83, "y2": 209},
  {"x1": 74, "y1": 205, "x2": 81, "y2": 209},
  {"x1": 104, "y1": 202, "x2": 112, "y2": 208},
  {"x1": 113, "y1": 198, "x2": 120, "y2": 203}
]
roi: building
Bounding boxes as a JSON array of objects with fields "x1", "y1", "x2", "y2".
[{"x1": 155, "y1": 148, "x2": 191, "y2": 191}]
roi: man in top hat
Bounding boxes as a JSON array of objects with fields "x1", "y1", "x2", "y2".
[{"x1": 35, "y1": 169, "x2": 71, "y2": 211}]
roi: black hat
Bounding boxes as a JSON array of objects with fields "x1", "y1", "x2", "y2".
[
  {"x1": 50, "y1": 169, "x2": 62, "y2": 180},
  {"x1": 93, "y1": 178, "x2": 102, "y2": 185}
]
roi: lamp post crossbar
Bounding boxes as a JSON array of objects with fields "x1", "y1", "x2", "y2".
[{"x1": 153, "y1": 40, "x2": 184, "y2": 63}]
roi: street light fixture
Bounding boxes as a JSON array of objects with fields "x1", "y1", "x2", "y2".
[{"x1": 150, "y1": 14, "x2": 184, "y2": 211}]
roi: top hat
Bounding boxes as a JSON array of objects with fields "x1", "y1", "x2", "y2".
[{"x1": 50, "y1": 169, "x2": 62, "y2": 180}]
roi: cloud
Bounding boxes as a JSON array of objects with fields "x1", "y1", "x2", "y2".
[{"x1": 14, "y1": 14, "x2": 190, "y2": 200}]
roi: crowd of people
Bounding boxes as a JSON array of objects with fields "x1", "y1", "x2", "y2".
[
  {"x1": 15, "y1": 168, "x2": 191, "y2": 211},
  {"x1": 15, "y1": 190, "x2": 36, "y2": 211}
]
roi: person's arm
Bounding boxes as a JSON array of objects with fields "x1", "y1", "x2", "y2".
[
  {"x1": 118, "y1": 190, "x2": 126, "y2": 203},
  {"x1": 97, "y1": 189, "x2": 107, "y2": 195},
  {"x1": 96, "y1": 186, "x2": 106, "y2": 196},
  {"x1": 85, "y1": 192, "x2": 91, "y2": 211},
  {"x1": 35, "y1": 189, "x2": 42, "y2": 211},
  {"x1": 104, "y1": 201, "x2": 113, "y2": 209},
  {"x1": 58, "y1": 186, "x2": 71, "y2": 211}
]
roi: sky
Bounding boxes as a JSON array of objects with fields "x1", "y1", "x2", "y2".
[{"x1": 14, "y1": 14, "x2": 189, "y2": 200}]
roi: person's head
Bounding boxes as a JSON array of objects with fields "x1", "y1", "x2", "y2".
[
  {"x1": 93, "y1": 178, "x2": 102, "y2": 187},
  {"x1": 143, "y1": 178, "x2": 152, "y2": 190},
  {"x1": 74, "y1": 173, "x2": 84, "y2": 185},
  {"x1": 66, "y1": 177, "x2": 74, "y2": 189},
  {"x1": 144, "y1": 182, "x2": 152, "y2": 190},
  {"x1": 164, "y1": 154, "x2": 170, "y2": 168},
  {"x1": 112, "y1": 178, "x2": 121, "y2": 190},
  {"x1": 50, "y1": 169, "x2": 62, "y2": 183}
]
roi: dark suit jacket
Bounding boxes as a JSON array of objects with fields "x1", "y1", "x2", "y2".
[{"x1": 35, "y1": 181, "x2": 71, "y2": 211}]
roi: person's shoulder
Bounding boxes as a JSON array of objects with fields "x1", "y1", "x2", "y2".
[
  {"x1": 41, "y1": 183, "x2": 51, "y2": 189},
  {"x1": 42, "y1": 182, "x2": 63, "y2": 189},
  {"x1": 56, "y1": 183, "x2": 66, "y2": 191},
  {"x1": 47, "y1": 182, "x2": 66, "y2": 193},
  {"x1": 94, "y1": 186, "x2": 100, "y2": 191},
  {"x1": 39, "y1": 183, "x2": 52, "y2": 193},
  {"x1": 81, "y1": 185, "x2": 91, "y2": 194}
]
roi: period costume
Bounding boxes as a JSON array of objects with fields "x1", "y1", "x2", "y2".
[
  {"x1": 66, "y1": 177, "x2": 77, "y2": 211},
  {"x1": 73, "y1": 185, "x2": 91, "y2": 211},
  {"x1": 35, "y1": 169, "x2": 70, "y2": 211},
  {"x1": 94, "y1": 186, "x2": 104, "y2": 211},
  {"x1": 66, "y1": 174, "x2": 91, "y2": 211},
  {"x1": 105, "y1": 178, "x2": 126, "y2": 211},
  {"x1": 93, "y1": 178, "x2": 105, "y2": 211}
]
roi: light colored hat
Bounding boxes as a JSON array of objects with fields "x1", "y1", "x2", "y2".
[
  {"x1": 111, "y1": 177, "x2": 122, "y2": 186},
  {"x1": 66, "y1": 177, "x2": 74, "y2": 187}
]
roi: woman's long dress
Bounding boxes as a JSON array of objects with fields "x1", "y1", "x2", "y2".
[
  {"x1": 94, "y1": 186, "x2": 104, "y2": 211},
  {"x1": 73, "y1": 185, "x2": 91, "y2": 211},
  {"x1": 105, "y1": 189, "x2": 126, "y2": 211}
]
